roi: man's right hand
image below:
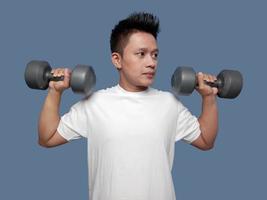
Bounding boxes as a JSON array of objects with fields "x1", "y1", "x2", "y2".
[{"x1": 49, "y1": 68, "x2": 71, "y2": 93}]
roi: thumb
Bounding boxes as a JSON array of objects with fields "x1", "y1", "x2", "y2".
[
  {"x1": 212, "y1": 87, "x2": 218, "y2": 95},
  {"x1": 63, "y1": 68, "x2": 71, "y2": 86},
  {"x1": 64, "y1": 68, "x2": 71, "y2": 78},
  {"x1": 197, "y1": 72, "x2": 205, "y2": 88}
]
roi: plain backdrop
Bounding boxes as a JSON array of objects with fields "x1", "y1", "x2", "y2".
[{"x1": 0, "y1": 0, "x2": 266, "y2": 199}]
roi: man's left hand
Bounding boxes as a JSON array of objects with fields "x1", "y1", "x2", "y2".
[{"x1": 196, "y1": 72, "x2": 218, "y2": 98}]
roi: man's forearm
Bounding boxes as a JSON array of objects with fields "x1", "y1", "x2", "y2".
[
  {"x1": 38, "y1": 89, "x2": 62, "y2": 145},
  {"x1": 198, "y1": 96, "x2": 218, "y2": 147}
]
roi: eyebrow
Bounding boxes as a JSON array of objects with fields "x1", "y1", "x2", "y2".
[{"x1": 137, "y1": 48, "x2": 159, "y2": 53}]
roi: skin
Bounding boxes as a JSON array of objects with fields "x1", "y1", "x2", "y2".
[
  {"x1": 38, "y1": 31, "x2": 218, "y2": 151},
  {"x1": 38, "y1": 68, "x2": 70, "y2": 147},
  {"x1": 111, "y1": 32, "x2": 158, "y2": 92}
]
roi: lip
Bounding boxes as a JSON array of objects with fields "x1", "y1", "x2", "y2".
[
  {"x1": 143, "y1": 72, "x2": 155, "y2": 75},
  {"x1": 143, "y1": 72, "x2": 155, "y2": 79}
]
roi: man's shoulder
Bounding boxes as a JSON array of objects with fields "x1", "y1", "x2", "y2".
[
  {"x1": 150, "y1": 87, "x2": 179, "y2": 100},
  {"x1": 92, "y1": 85, "x2": 118, "y2": 96},
  {"x1": 79, "y1": 85, "x2": 118, "y2": 104}
]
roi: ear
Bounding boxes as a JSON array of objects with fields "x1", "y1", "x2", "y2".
[{"x1": 111, "y1": 52, "x2": 122, "y2": 70}]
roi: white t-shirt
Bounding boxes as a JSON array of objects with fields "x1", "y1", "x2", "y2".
[{"x1": 57, "y1": 84, "x2": 201, "y2": 200}]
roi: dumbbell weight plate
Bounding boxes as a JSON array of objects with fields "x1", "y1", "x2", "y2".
[
  {"x1": 171, "y1": 66, "x2": 196, "y2": 95},
  {"x1": 217, "y1": 70, "x2": 243, "y2": 99},
  {"x1": 70, "y1": 65, "x2": 96, "y2": 95},
  {"x1": 24, "y1": 60, "x2": 51, "y2": 90}
]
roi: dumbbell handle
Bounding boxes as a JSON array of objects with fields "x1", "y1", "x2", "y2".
[
  {"x1": 45, "y1": 71, "x2": 65, "y2": 82},
  {"x1": 196, "y1": 79, "x2": 223, "y2": 88}
]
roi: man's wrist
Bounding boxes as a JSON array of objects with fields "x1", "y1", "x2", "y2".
[
  {"x1": 202, "y1": 95, "x2": 217, "y2": 105},
  {"x1": 48, "y1": 88, "x2": 63, "y2": 97}
]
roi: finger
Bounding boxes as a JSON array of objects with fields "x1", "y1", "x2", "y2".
[
  {"x1": 209, "y1": 74, "x2": 217, "y2": 82},
  {"x1": 201, "y1": 73, "x2": 209, "y2": 85},
  {"x1": 212, "y1": 87, "x2": 218, "y2": 95},
  {"x1": 212, "y1": 75, "x2": 217, "y2": 82},
  {"x1": 63, "y1": 68, "x2": 71, "y2": 85},
  {"x1": 207, "y1": 74, "x2": 214, "y2": 82},
  {"x1": 51, "y1": 68, "x2": 59, "y2": 77},
  {"x1": 64, "y1": 68, "x2": 71, "y2": 78},
  {"x1": 197, "y1": 72, "x2": 205, "y2": 88},
  {"x1": 203, "y1": 74, "x2": 216, "y2": 84},
  {"x1": 58, "y1": 68, "x2": 65, "y2": 77},
  {"x1": 54, "y1": 68, "x2": 64, "y2": 77}
]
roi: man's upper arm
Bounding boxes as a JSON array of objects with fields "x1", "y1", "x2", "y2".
[
  {"x1": 42, "y1": 131, "x2": 68, "y2": 148},
  {"x1": 190, "y1": 133, "x2": 213, "y2": 151}
]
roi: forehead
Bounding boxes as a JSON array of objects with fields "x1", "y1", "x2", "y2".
[{"x1": 125, "y1": 31, "x2": 158, "y2": 50}]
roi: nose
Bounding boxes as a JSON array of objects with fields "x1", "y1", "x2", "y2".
[{"x1": 145, "y1": 55, "x2": 157, "y2": 70}]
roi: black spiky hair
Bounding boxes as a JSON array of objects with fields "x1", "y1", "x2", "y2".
[{"x1": 110, "y1": 12, "x2": 160, "y2": 55}]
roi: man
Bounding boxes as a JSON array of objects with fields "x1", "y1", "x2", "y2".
[{"x1": 38, "y1": 12, "x2": 218, "y2": 200}]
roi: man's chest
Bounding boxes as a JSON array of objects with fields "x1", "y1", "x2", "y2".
[{"x1": 88, "y1": 99, "x2": 177, "y2": 148}]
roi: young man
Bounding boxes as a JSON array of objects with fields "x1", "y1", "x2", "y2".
[{"x1": 38, "y1": 12, "x2": 218, "y2": 200}]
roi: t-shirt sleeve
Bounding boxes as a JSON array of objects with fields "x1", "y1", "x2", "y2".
[
  {"x1": 175, "y1": 101, "x2": 201, "y2": 144},
  {"x1": 57, "y1": 100, "x2": 89, "y2": 141}
]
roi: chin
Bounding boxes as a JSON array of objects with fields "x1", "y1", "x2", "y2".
[
  {"x1": 140, "y1": 80, "x2": 153, "y2": 88},
  {"x1": 134, "y1": 77, "x2": 154, "y2": 89}
]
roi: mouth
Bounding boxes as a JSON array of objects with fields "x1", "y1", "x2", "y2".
[{"x1": 143, "y1": 72, "x2": 155, "y2": 79}]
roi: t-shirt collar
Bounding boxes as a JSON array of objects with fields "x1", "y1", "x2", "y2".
[{"x1": 116, "y1": 84, "x2": 151, "y2": 96}]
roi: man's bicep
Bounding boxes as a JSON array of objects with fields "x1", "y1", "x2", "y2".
[
  {"x1": 190, "y1": 133, "x2": 212, "y2": 151},
  {"x1": 45, "y1": 131, "x2": 69, "y2": 148}
]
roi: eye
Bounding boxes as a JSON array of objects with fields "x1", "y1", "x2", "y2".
[
  {"x1": 136, "y1": 52, "x2": 145, "y2": 57},
  {"x1": 152, "y1": 52, "x2": 158, "y2": 59}
]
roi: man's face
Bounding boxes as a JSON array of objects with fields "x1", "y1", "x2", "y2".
[{"x1": 112, "y1": 31, "x2": 158, "y2": 92}]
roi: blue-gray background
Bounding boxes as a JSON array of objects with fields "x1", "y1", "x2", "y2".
[{"x1": 0, "y1": 0, "x2": 266, "y2": 199}]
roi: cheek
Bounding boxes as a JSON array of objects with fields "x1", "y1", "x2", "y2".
[
  {"x1": 126, "y1": 67, "x2": 141, "y2": 80},
  {"x1": 123, "y1": 58, "x2": 142, "y2": 75}
]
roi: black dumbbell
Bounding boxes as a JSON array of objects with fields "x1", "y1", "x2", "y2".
[
  {"x1": 24, "y1": 60, "x2": 96, "y2": 95},
  {"x1": 171, "y1": 66, "x2": 243, "y2": 99}
]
